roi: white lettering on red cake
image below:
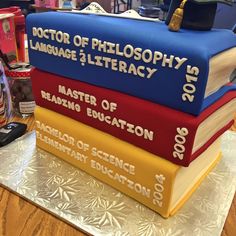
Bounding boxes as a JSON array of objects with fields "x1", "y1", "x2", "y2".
[
  {"x1": 41, "y1": 90, "x2": 81, "y2": 112},
  {"x1": 40, "y1": 86, "x2": 155, "y2": 141},
  {"x1": 58, "y1": 85, "x2": 97, "y2": 106},
  {"x1": 87, "y1": 108, "x2": 154, "y2": 141},
  {"x1": 101, "y1": 99, "x2": 117, "y2": 112},
  {"x1": 172, "y1": 127, "x2": 189, "y2": 160}
]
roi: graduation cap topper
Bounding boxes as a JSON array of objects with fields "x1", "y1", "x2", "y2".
[{"x1": 166, "y1": 0, "x2": 234, "y2": 32}]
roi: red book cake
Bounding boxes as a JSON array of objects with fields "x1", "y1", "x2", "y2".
[{"x1": 32, "y1": 69, "x2": 236, "y2": 166}]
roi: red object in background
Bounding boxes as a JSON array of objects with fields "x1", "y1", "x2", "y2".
[
  {"x1": 0, "y1": 14, "x2": 16, "y2": 62},
  {"x1": 0, "y1": 7, "x2": 26, "y2": 62}
]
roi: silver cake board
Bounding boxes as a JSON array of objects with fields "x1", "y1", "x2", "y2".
[{"x1": 0, "y1": 131, "x2": 236, "y2": 236}]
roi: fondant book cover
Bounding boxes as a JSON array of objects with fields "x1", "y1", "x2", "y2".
[
  {"x1": 34, "y1": 106, "x2": 222, "y2": 218},
  {"x1": 31, "y1": 69, "x2": 236, "y2": 166},
  {"x1": 26, "y1": 11, "x2": 236, "y2": 115}
]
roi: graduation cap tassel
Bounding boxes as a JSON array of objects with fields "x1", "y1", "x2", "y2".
[{"x1": 168, "y1": 0, "x2": 188, "y2": 32}]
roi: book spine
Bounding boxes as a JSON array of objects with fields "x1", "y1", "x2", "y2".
[
  {"x1": 26, "y1": 12, "x2": 208, "y2": 115},
  {"x1": 34, "y1": 106, "x2": 178, "y2": 218},
  {"x1": 32, "y1": 69, "x2": 197, "y2": 166}
]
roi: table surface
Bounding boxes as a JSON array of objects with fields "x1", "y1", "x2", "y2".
[{"x1": 0, "y1": 114, "x2": 235, "y2": 236}]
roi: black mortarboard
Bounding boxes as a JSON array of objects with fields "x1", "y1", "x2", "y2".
[{"x1": 166, "y1": 0, "x2": 234, "y2": 31}]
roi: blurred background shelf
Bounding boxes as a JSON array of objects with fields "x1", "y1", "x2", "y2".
[{"x1": 31, "y1": 4, "x2": 73, "y2": 12}]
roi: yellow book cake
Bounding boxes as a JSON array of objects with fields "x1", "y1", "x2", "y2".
[{"x1": 34, "y1": 106, "x2": 222, "y2": 218}]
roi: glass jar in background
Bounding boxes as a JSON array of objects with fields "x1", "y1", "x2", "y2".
[
  {"x1": 0, "y1": 61, "x2": 11, "y2": 125},
  {"x1": 138, "y1": 5, "x2": 161, "y2": 18},
  {"x1": 5, "y1": 63, "x2": 35, "y2": 118},
  {"x1": 138, "y1": 0, "x2": 171, "y2": 20},
  {"x1": 138, "y1": 0, "x2": 161, "y2": 19}
]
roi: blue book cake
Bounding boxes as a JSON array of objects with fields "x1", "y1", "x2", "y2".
[{"x1": 26, "y1": 10, "x2": 236, "y2": 115}]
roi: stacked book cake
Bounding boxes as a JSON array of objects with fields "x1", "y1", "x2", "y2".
[{"x1": 26, "y1": 3, "x2": 236, "y2": 218}]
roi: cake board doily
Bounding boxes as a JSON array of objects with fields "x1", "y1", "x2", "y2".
[{"x1": 0, "y1": 131, "x2": 235, "y2": 236}]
